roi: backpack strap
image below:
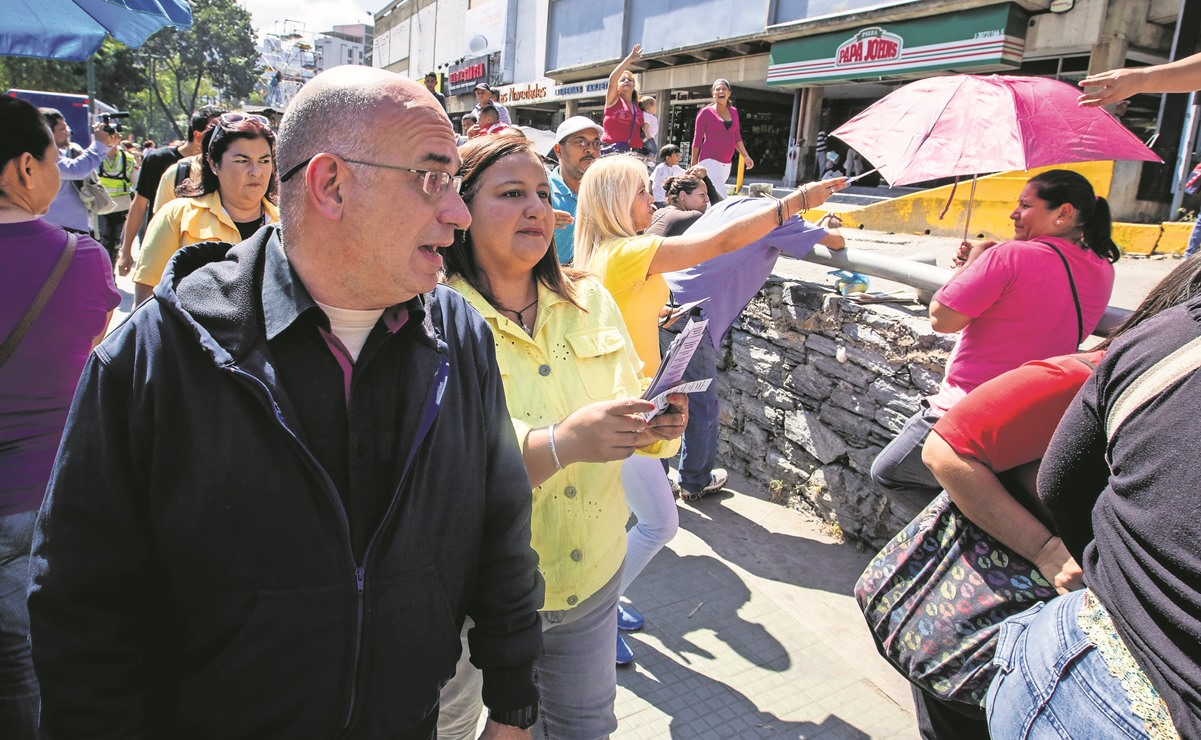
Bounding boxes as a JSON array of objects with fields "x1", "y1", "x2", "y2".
[
  {"x1": 0, "y1": 233, "x2": 78, "y2": 369},
  {"x1": 1106, "y1": 335, "x2": 1201, "y2": 440},
  {"x1": 175, "y1": 158, "x2": 192, "y2": 190}
]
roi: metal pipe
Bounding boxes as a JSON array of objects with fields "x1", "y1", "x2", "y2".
[{"x1": 801, "y1": 246, "x2": 1132, "y2": 337}]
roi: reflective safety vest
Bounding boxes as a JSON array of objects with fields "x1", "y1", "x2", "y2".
[{"x1": 98, "y1": 150, "x2": 135, "y2": 198}]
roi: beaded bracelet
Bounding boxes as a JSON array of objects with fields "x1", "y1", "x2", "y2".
[{"x1": 547, "y1": 422, "x2": 565, "y2": 471}]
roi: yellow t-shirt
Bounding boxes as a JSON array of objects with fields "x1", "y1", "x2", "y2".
[
  {"x1": 153, "y1": 155, "x2": 201, "y2": 214},
  {"x1": 132, "y1": 191, "x2": 279, "y2": 288},
  {"x1": 590, "y1": 234, "x2": 669, "y2": 375},
  {"x1": 446, "y1": 275, "x2": 676, "y2": 611}
]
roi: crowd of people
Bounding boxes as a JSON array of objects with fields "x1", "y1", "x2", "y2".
[{"x1": 1, "y1": 42, "x2": 1200, "y2": 740}]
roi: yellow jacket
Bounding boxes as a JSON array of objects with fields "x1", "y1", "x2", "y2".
[
  {"x1": 133, "y1": 191, "x2": 279, "y2": 287},
  {"x1": 447, "y1": 275, "x2": 677, "y2": 611}
]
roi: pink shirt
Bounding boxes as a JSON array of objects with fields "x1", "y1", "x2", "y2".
[
  {"x1": 691, "y1": 105, "x2": 742, "y2": 164},
  {"x1": 602, "y1": 99, "x2": 644, "y2": 150},
  {"x1": 929, "y1": 237, "x2": 1114, "y2": 411}
]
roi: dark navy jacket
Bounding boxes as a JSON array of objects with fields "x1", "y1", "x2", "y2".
[{"x1": 29, "y1": 227, "x2": 543, "y2": 739}]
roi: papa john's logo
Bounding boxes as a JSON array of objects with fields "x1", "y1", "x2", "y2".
[{"x1": 835, "y1": 27, "x2": 903, "y2": 67}]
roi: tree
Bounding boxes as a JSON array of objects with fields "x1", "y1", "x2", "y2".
[{"x1": 143, "y1": 0, "x2": 260, "y2": 139}]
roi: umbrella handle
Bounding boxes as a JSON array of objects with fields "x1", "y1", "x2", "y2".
[{"x1": 962, "y1": 175, "x2": 979, "y2": 244}]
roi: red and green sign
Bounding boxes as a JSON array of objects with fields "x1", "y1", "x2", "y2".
[{"x1": 768, "y1": 4, "x2": 1027, "y2": 86}]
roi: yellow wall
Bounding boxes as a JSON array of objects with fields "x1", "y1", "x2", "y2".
[{"x1": 802, "y1": 162, "x2": 1191, "y2": 256}]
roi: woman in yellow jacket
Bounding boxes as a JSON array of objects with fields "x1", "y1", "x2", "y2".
[
  {"x1": 437, "y1": 132, "x2": 685, "y2": 740},
  {"x1": 131, "y1": 113, "x2": 279, "y2": 304}
]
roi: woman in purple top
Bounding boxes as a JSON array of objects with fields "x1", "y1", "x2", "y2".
[
  {"x1": 0, "y1": 95, "x2": 120, "y2": 738},
  {"x1": 691, "y1": 79, "x2": 755, "y2": 189},
  {"x1": 0, "y1": 95, "x2": 120, "y2": 735},
  {"x1": 601, "y1": 44, "x2": 645, "y2": 153}
]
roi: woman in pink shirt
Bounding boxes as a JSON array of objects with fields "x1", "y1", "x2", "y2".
[
  {"x1": 601, "y1": 45, "x2": 645, "y2": 154},
  {"x1": 691, "y1": 79, "x2": 754, "y2": 189},
  {"x1": 870, "y1": 169, "x2": 1118, "y2": 500}
]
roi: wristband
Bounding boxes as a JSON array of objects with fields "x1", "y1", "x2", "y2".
[
  {"x1": 547, "y1": 422, "x2": 565, "y2": 471},
  {"x1": 774, "y1": 198, "x2": 784, "y2": 227}
]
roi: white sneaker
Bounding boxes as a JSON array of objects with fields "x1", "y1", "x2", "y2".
[{"x1": 682, "y1": 469, "x2": 728, "y2": 501}]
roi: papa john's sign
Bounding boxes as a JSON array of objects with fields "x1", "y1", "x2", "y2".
[
  {"x1": 769, "y1": 3, "x2": 1026, "y2": 86},
  {"x1": 836, "y1": 28, "x2": 902, "y2": 67}
]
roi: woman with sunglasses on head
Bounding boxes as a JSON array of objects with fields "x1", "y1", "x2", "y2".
[
  {"x1": 436, "y1": 131, "x2": 685, "y2": 739},
  {"x1": 131, "y1": 113, "x2": 279, "y2": 305},
  {"x1": 574, "y1": 154, "x2": 845, "y2": 663}
]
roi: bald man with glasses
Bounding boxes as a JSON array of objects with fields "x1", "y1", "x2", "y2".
[{"x1": 30, "y1": 66, "x2": 544, "y2": 739}]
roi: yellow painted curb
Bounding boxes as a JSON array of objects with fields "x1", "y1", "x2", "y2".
[
  {"x1": 1156, "y1": 221, "x2": 1193, "y2": 255},
  {"x1": 1112, "y1": 223, "x2": 1161, "y2": 256}
]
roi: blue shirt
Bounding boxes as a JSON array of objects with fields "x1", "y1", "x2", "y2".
[
  {"x1": 665, "y1": 197, "x2": 826, "y2": 350},
  {"x1": 548, "y1": 167, "x2": 577, "y2": 264}
]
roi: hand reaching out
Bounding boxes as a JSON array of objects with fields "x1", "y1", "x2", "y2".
[{"x1": 1078, "y1": 68, "x2": 1146, "y2": 108}]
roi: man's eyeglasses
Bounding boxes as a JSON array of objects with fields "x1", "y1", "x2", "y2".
[
  {"x1": 565, "y1": 137, "x2": 601, "y2": 151},
  {"x1": 278, "y1": 154, "x2": 463, "y2": 196}
]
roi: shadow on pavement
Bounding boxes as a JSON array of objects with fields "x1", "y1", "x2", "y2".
[
  {"x1": 675, "y1": 492, "x2": 872, "y2": 597},
  {"x1": 618, "y1": 637, "x2": 871, "y2": 739}
]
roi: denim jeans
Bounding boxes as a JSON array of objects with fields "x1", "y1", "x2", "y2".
[
  {"x1": 1187, "y1": 219, "x2": 1201, "y2": 259},
  {"x1": 659, "y1": 325, "x2": 720, "y2": 493},
  {"x1": 987, "y1": 590, "x2": 1155, "y2": 739},
  {"x1": 437, "y1": 568, "x2": 622, "y2": 740},
  {"x1": 533, "y1": 567, "x2": 621, "y2": 739},
  {"x1": 618, "y1": 455, "x2": 678, "y2": 597},
  {"x1": 869, "y1": 401, "x2": 943, "y2": 498},
  {"x1": 0, "y1": 509, "x2": 39, "y2": 740}
]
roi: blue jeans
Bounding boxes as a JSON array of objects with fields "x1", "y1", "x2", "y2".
[
  {"x1": 987, "y1": 590, "x2": 1155, "y2": 739},
  {"x1": 437, "y1": 568, "x2": 622, "y2": 740},
  {"x1": 1187, "y1": 219, "x2": 1201, "y2": 258},
  {"x1": 869, "y1": 401, "x2": 943, "y2": 498},
  {"x1": 0, "y1": 509, "x2": 39, "y2": 739},
  {"x1": 658, "y1": 325, "x2": 719, "y2": 492}
]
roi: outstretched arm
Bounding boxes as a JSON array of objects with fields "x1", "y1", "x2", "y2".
[
  {"x1": 1079, "y1": 51, "x2": 1201, "y2": 106},
  {"x1": 650, "y1": 178, "x2": 846, "y2": 274},
  {"x1": 605, "y1": 45, "x2": 642, "y2": 109}
]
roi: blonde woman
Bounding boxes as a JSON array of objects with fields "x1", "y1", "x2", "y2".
[{"x1": 574, "y1": 154, "x2": 845, "y2": 662}]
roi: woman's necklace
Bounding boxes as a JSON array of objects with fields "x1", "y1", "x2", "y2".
[{"x1": 494, "y1": 295, "x2": 539, "y2": 335}]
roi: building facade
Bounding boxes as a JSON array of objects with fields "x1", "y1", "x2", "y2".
[{"x1": 373, "y1": 0, "x2": 1194, "y2": 219}]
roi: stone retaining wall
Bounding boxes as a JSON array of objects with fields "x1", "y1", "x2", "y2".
[{"x1": 714, "y1": 277, "x2": 956, "y2": 549}]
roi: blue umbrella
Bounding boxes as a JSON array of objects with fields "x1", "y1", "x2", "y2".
[{"x1": 2, "y1": 0, "x2": 193, "y2": 61}]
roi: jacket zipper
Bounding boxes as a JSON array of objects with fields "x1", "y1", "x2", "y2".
[
  {"x1": 227, "y1": 368, "x2": 364, "y2": 731},
  {"x1": 229, "y1": 351, "x2": 449, "y2": 735}
]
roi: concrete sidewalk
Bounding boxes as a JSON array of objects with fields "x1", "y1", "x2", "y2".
[{"x1": 615, "y1": 474, "x2": 916, "y2": 739}]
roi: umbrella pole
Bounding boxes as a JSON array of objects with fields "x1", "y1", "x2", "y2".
[{"x1": 962, "y1": 174, "x2": 979, "y2": 243}]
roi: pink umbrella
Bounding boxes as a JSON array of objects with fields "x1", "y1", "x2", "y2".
[{"x1": 831, "y1": 74, "x2": 1160, "y2": 187}]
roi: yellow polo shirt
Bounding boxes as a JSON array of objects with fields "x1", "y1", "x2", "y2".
[
  {"x1": 447, "y1": 275, "x2": 677, "y2": 611},
  {"x1": 589, "y1": 234, "x2": 669, "y2": 375},
  {"x1": 132, "y1": 191, "x2": 279, "y2": 287}
]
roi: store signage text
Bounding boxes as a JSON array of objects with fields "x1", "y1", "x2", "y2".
[
  {"x1": 552, "y1": 79, "x2": 610, "y2": 100},
  {"x1": 836, "y1": 28, "x2": 902, "y2": 66},
  {"x1": 497, "y1": 83, "x2": 550, "y2": 104},
  {"x1": 450, "y1": 63, "x2": 486, "y2": 85}
]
